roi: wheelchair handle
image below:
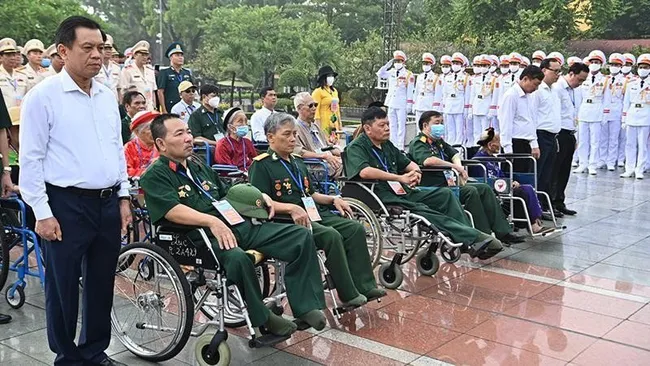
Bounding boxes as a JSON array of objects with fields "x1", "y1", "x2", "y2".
[
  {"x1": 497, "y1": 153, "x2": 533, "y2": 158},
  {"x1": 470, "y1": 156, "x2": 508, "y2": 162}
]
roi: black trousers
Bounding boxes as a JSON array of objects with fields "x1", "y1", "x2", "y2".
[
  {"x1": 550, "y1": 129, "x2": 576, "y2": 209},
  {"x1": 536, "y1": 130, "x2": 558, "y2": 200},
  {"x1": 44, "y1": 184, "x2": 121, "y2": 366},
  {"x1": 512, "y1": 138, "x2": 532, "y2": 173}
]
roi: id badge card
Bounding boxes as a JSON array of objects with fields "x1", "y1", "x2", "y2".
[
  {"x1": 443, "y1": 170, "x2": 456, "y2": 186},
  {"x1": 301, "y1": 197, "x2": 322, "y2": 222},
  {"x1": 213, "y1": 200, "x2": 244, "y2": 225},
  {"x1": 214, "y1": 133, "x2": 225, "y2": 141},
  {"x1": 388, "y1": 181, "x2": 406, "y2": 195}
]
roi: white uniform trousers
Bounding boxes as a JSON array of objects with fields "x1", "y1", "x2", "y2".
[
  {"x1": 444, "y1": 113, "x2": 464, "y2": 146},
  {"x1": 624, "y1": 126, "x2": 650, "y2": 175},
  {"x1": 470, "y1": 115, "x2": 489, "y2": 146},
  {"x1": 577, "y1": 121, "x2": 602, "y2": 170},
  {"x1": 490, "y1": 116, "x2": 499, "y2": 133},
  {"x1": 598, "y1": 120, "x2": 621, "y2": 168},
  {"x1": 388, "y1": 107, "x2": 407, "y2": 150},
  {"x1": 617, "y1": 127, "x2": 626, "y2": 166}
]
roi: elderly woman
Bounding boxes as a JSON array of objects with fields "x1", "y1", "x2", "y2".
[
  {"x1": 249, "y1": 113, "x2": 385, "y2": 309},
  {"x1": 473, "y1": 128, "x2": 554, "y2": 234},
  {"x1": 214, "y1": 107, "x2": 257, "y2": 171},
  {"x1": 311, "y1": 65, "x2": 342, "y2": 135},
  {"x1": 124, "y1": 110, "x2": 159, "y2": 177}
]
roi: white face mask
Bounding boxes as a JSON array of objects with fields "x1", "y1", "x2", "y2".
[
  {"x1": 208, "y1": 96, "x2": 220, "y2": 108},
  {"x1": 609, "y1": 66, "x2": 621, "y2": 75},
  {"x1": 500, "y1": 66, "x2": 510, "y2": 74},
  {"x1": 472, "y1": 66, "x2": 479, "y2": 74},
  {"x1": 481, "y1": 66, "x2": 490, "y2": 74},
  {"x1": 638, "y1": 68, "x2": 650, "y2": 78},
  {"x1": 588, "y1": 63, "x2": 602, "y2": 72},
  {"x1": 509, "y1": 65, "x2": 520, "y2": 73},
  {"x1": 622, "y1": 66, "x2": 632, "y2": 74},
  {"x1": 394, "y1": 62, "x2": 404, "y2": 70},
  {"x1": 532, "y1": 61, "x2": 541, "y2": 67},
  {"x1": 422, "y1": 65, "x2": 432, "y2": 72},
  {"x1": 451, "y1": 64, "x2": 462, "y2": 72},
  {"x1": 489, "y1": 65, "x2": 497, "y2": 73},
  {"x1": 441, "y1": 66, "x2": 451, "y2": 74},
  {"x1": 326, "y1": 76, "x2": 335, "y2": 86}
]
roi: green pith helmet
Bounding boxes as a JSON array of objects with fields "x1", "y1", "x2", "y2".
[{"x1": 225, "y1": 183, "x2": 269, "y2": 219}]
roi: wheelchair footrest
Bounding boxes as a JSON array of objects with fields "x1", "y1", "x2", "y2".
[
  {"x1": 248, "y1": 333, "x2": 290, "y2": 348},
  {"x1": 332, "y1": 303, "x2": 362, "y2": 317},
  {"x1": 366, "y1": 291, "x2": 387, "y2": 303}
]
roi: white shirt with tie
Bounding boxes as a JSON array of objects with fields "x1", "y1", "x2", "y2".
[
  {"x1": 19, "y1": 68, "x2": 130, "y2": 220},
  {"x1": 250, "y1": 106, "x2": 273, "y2": 142},
  {"x1": 534, "y1": 81, "x2": 561, "y2": 133},
  {"x1": 170, "y1": 99, "x2": 200, "y2": 123},
  {"x1": 498, "y1": 82, "x2": 539, "y2": 153}
]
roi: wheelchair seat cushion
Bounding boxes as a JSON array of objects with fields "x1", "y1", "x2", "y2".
[{"x1": 386, "y1": 205, "x2": 403, "y2": 215}]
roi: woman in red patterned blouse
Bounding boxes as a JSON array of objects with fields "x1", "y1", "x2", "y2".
[{"x1": 124, "y1": 110, "x2": 160, "y2": 177}]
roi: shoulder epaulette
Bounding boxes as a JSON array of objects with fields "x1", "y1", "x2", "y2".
[
  {"x1": 15, "y1": 66, "x2": 26, "y2": 71},
  {"x1": 419, "y1": 135, "x2": 427, "y2": 143},
  {"x1": 291, "y1": 153, "x2": 303, "y2": 159},
  {"x1": 253, "y1": 153, "x2": 269, "y2": 161}
]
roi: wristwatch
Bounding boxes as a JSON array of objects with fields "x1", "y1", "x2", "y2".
[
  {"x1": 331, "y1": 195, "x2": 342, "y2": 205},
  {"x1": 3, "y1": 166, "x2": 11, "y2": 174}
]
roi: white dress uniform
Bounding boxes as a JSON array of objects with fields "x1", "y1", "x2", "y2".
[
  {"x1": 414, "y1": 53, "x2": 442, "y2": 121},
  {"x1": 118, "y1": 40, "x2": 157, "y2": 111},
  {"x1": 376, "y1": 50, "x2": 415, "y2": 150},
  {"x1": 599, "y1": 63, "x2": 627, "y2": 170},
  {"x1": 0, "y1": 65, "x2": 28, "y2": 109},
  {"x1": 618, "y1": 53, "x2": 638, "y2": 166},
  {"x1": 468, "y1": 57, "x2": 496, "y2": 145},
  {"x1": 94, "y1": 61, "x2": 121, "y2": 101},
  {"x1": 620, "y1": 55, "x2": 650, "y2": 179},
  {"x1": 441, "y1": 52, "x2": 470, "y2": 145},
  {"x1": 20, "y1": 39, "x2": 49, "y2": 92}
]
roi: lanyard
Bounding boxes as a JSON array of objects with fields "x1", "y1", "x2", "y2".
[
  {"x1": 431, "y1": 143, "x2": 445, "y2": 160},
  {"x1": 280, "y1": 160, "x2": 306, "y2": 196},
  {"x1": 568, "y1": 88, "x2": 575, "y2": 107},
  {"x1": 206, "y1": 112, "x2": 219, "y2": 126},
  {"x1": 185, "y1": 104, "x2": 195, "y2": 116},
  {"x1": 372, "y1": 148, "x2": 389, "y2": 172},
  {"x1": 177, "y1": 169, "x2": 217, "y2": 202},
  {"x1": 225, "y1": 136, "x2": 247, "y2": 170},
  {"x1": 135, "y1": 139, "x2": 153, "y2": 168}
]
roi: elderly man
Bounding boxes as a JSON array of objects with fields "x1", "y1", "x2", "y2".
[
  {"x1": 170, "y1": 81, "x2": 200, "y2": 123},
  {"x1": 124, "y1": 110, "x2": 159, "y2": 177},
  {"x1": 249, "y1": 112, "x2": 385, "y2": 308},
  {"x1": 121, "y1": 90, "x2": 147, "y2": 144},
  {"x1": 140, "y1": 113, "x2": 327, "y2": 333},
  {"x1": 293, "y1": 92, "x2": 342, "y2": 178},
  {"x1": 251, "y1": 87, "x2": 277, "y2": 143},
  {"x1": 345, "y1": 107, "x2": 503, "y2": 260}
]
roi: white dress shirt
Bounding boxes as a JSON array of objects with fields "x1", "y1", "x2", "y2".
[
  {"x1": 497, "y1": 83, "x2": 539, "y2": 153},
  {"x1": 534, "y1": 81, "x2": 561, "y2": 133},
  {"x1": 552, "y1": 76, "x2": 579, "y2": 131},
  {"x1": 19, "y1": 68, "x2": 129, "y2": 220},
  {"x1": 250, "y1": 106, "x2": 273, "y2": 142},
  {"x1": 170, "y1": 99, "x2": 200, "y2": 123}
]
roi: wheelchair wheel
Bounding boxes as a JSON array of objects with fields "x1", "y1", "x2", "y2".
[
  {"x1": 378, "y1": 262, "x2": 403, "y2": 289},
  {"x1": 111, "y1": 242, "x2": 193, "y2": 362},
  {"x1": 440, "y1": 245, "x2": 462, "y2": 263},
  {"x1": 343, "y1": 197, "x2": 383, "y2": 268},
  {"x1": 194, "y1": 332, "x2": 231, "y2": 366},
  {"x1": 5, "y1": 284, "x2": 25, "y2": 309},
  {"x1": 0, "y1": 233, "x2": 8, "y2": 292},
  {"x1": 416, "y1": 250, "x2": 440, "y2": 276}
]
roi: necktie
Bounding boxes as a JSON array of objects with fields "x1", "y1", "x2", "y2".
[
  {"x1": 641, "y1": 80, "x2": 645, "y2": 88},
  {"x1": 592, "y1": 75, "x2": 595, "y2": 84},
  {"x1": 511, "y1": 74, "x2": 515, "y2": 82}
]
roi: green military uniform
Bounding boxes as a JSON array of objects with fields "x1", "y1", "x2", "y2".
[
  {"x1": 156, "y1": 66, "x2": 193, "y2": 113},
  {"x1": 248, "y1": 150, "x2": 377, "y2": 302},
  {"x1": 408, "y1": 132, "x2": 511, "y2": 236},
  {"x1": 121, "y1": 115, "x2": 132, "y2": 144},
  {"x1": 345, "y1": 133, "x2": 489, "y2": 246},
  {"x1": 187, "y1": 106, "x2": 225, "y2": 141},
  {"x1": 140, "y1": 155, "x2": 325, "y2": 326}
]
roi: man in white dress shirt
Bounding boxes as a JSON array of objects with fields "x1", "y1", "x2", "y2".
[
  {"x1": 498, "y1": 65, "x2": 544, "y2": 172},
  {"x1": 170, "y1": 80, "x2": 200, "y2": 123},
  {"x1": 534, "y1": 58, "x2": 562, "y2": 196},
  {"x1": 19, "y1": 16, "x2": 131, "y2": 366},
  {"x1": 250, "y1": 86, "x2": 277, "y2": 143}
]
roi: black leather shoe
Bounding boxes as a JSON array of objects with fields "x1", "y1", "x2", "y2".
[
  {"x1": 552, "y1": 209, "x2": 565, "y2": 218},
  {"x1": 558, "y1": 207, "x2": 577, "y2": 216},
  {"x1": 497, "y1": 232, "x2": 526, "y2": 244},
  {"x1": 98, "y1": 358, "x2": 127, "y2": 366},
  {"x1": 0, "y1": 313, "x2": 12, "y2": 324}
]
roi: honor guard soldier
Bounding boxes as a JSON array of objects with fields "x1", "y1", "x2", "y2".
[
  {"x1": 94, "y1": 34, "x2": 121, "y2": 101},
  {"x1": 468, "y1": 54, "x2": 497, "y2": 145},
  {"x1": 156, "y1": 42, "x2": 193, "y2": 113},
  {"x1": 532, "y1": 50, "x2": 546, "y2": 67},
  {"x1": 547, "y1": 52, "x2": 565, "y2": 69},
  {"x1": 599, "y1": 53, "x2": 626, "y2": 170},
  {"x1": 414, "y1": 52, "x2": 441, "y2": 121},
  {"x1": 20, "y1": 39, "x2": 49, "y2": 91},
  {"x1": 619, "y1": 53, "x2": 638, "y2": 167},
  {"x1": 488, "y1": 54, "x2": 499, "y2": 76},
  {"x1": 441, "y1": 52, "x2": 470, "y2": 145},
  {"x1": 249, "y1": 113, "x2": 385, "y2": 308},
  {"x1": 0, "y1": 38, "x2": 27, "y2": 108},
  {"x1": 440, "y1": 55, "x2": 452, "y2": 77},
  {"x1": 118, "y1": 40, "x2": 157, "y2": 110},
  {"x1": 43, "y1": 44, "x2": 64, "y2": 77},
  {"x1": 492, "y1": 54, "x2": 520, "y2": 133},
  {"x1": 376, "y1": 50, "x2": 415, "y2": 150},
  {"x1": 620, "y1": 54, "x2": 650, "y2": 179},
  {"x1": 574, "y1": 50, "x2": 611, "y2": 175}
]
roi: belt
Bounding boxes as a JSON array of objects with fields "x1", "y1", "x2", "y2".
[
  {"x1": 537, "y1": 129, "x2": 558, "y2": 136},
  {"x1": 559, "y1": 129, "x2": 576, "y2": 135},
  {"x1": 46, "y1": 183, "x2": 119, "y2": 198}
]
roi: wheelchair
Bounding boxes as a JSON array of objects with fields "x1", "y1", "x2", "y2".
[{"x1": 337, "y1": 155, "x2": 464, "y2": 290}]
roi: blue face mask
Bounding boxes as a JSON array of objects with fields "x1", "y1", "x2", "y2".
[
  {"x1": 235, "y1": 125, "x2": 249, "y2": 137},
  {"x1": 430, "y1": 124, "x2": 445, "y2": 139},
  {"x1": 41, "y1": 58, "x2": 51, "y2": 68}
]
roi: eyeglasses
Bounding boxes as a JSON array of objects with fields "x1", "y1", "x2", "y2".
[
  {"x1": 549, "y1": 68, "x2": 562, "y2": 74},
  {"x1": 304, "y1": 103, "x2": 318, "y2": 108}
]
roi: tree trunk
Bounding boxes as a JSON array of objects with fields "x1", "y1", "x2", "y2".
[{"x1": 230, "y1": 72, "x2": 236, "y2": 107}]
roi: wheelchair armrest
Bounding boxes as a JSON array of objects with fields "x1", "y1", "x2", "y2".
[
  {"x1": 156, "y1": 219, "x2": 203, "y2": 234},
  {"x1": 471, "y1": 156, "x2": 507, "y2": 162},
  {"x1": 420, "y1": 165, "x2": 453, "y2": 172},
  {"x1": 337, "y1": 177, "x2": 380, "y2": 185},
  {"x1": 497, "y1": 153, "x2": 533, "y2": 158},
  {"x1": 270, "y1": 214, "x2": 294, "y2": 223}
]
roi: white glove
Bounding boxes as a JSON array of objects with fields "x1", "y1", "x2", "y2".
[
  {"x1": 466, "y1": 110, "x2": 473, "y2": 120},
  {"x1": 406, "y1": 104, "x2": 413, "y2": 114},
  {"x1": 621, "y1": 122, "x2": 627, "y2": 130},
  {"x1": 384, "y1": 60, "x2": 394, "y2": 69}
]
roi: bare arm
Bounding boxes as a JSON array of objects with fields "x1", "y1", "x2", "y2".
[
  {"x1": 165, "y1": 203, "x2": 221, "y2": 227},
  {"x1": 157, "y1": 89, "x2": 167, "y2": 113},
  {"x1": 359, "y1": 166, "x2": 403, "y2": 181}
]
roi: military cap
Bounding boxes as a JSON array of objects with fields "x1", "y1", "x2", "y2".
[
  {"x1": 0, "y1": 38, "x2": 18, "y2": 54},
  {"x1": 588, "y1": 50, "x2": 606, "y2": 64},
  {"x1": 499, "y1": 55, "x2": 510, "y2": 65},
  {"x1": 567, "y1": 56, "x2": 581, "y2": 66},
  {"x1": 623, "y1": 53, "x2": 636, "y2": 65},
  {"x1": 24, "y1": 39, "x2": 44, "y2": 54},
  {"x1": 608, "y1": 53, "x2": 624, "y2": 65},
  {"x1": 509, "y1": 52, "x2": 523, "y2": 64},
  {"x1": 638, "y1": 54, "x2": 650, "y2": 66},
  {"x1": 104, "y1": 34, "x2": 114, "y2": 47},
  {"x1": 45, "y1": 44, "x2": 58, "y2": 58},
  {"x1": 421, "y1": 53, "x2": 435, "y2": 65},
  {"x1": 165, "y1": 42, "x2": 184, "y2": 58},
  {"x1": 547, "y1": 51, "x2": 565, "y2": 66},
  {"x1": 532, "y1": 50, "x2": 546, "y2": 61},
  {"x1": 439, "y1": 55, "x2": 452, "y2": 66},
  {"x1": 521, "y1": 56, "x2": 530, "y2": 67},
  {"x1": 225, "y1": 183, "x2": 269, "y2": 219},
  {"x1": 451, "y1": 52, "x2": 465, "y2": 64},
  {"x1": 131, "y1": 41, "x2": 150, "y2": 54},
  {"x1": 393, "y1": 50, "x2": 407, "y2": 62}
]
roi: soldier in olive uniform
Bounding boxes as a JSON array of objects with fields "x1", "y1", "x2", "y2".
[
  {"x1": 345, "y1": 107, "x2": 503, "y2": 259},
  {"x1": 408, "y1": 111, "x2": 523, "y2": 243},
  {"x1": 141, "y1": 114, "x2": 327, "y2": 334},
  {"x1": 156, "y1": 42, "x2": 193, "y2": 113},
  {"x1": 0, "y1": 38, "x2": 28, "y2": 108},
  {"x1": 249, "y1": 113, "x2": 385, "y2": 308}
]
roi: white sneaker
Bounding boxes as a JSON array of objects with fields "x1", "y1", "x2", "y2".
[
  {"x1": 636, "y1": 173, "x2": 644, "y2": 180},
  {"x1": 617, "y1": 162, "x2": 625, "y2": 167},
  {"x1": 588, "y1": 168, "x2": 597, "y2": 175},
  {"x1": 607, "y1": 165, "x2": 615, "y2": 171},
  {"x1": 620, "y1": 171, "x2": 634, "y2": 178},
  {"x1": 572, "y1": 161, "x2": 579, "y2": 167},
  {"x1": 573, "y1": 165, "x2": 587, "y2": 173}
]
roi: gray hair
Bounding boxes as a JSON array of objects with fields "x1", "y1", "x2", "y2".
[
  {"x1": 264, "y1": 112, "x2": 296, "y2": 136},
  {"x1": 293, "y1": 92, "x2": 312, "y2": 110},
  {"x1": 134, "y1": 122, "x2": 151, "y2": 135}
]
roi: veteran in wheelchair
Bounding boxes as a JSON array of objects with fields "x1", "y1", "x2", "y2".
[
  {"x1": 407, "y1": 111, "x2": 525, "y2": 244},
  {"x1": 248, "y1": 112, "x2": 385, "y2": 310},
  {"x1": 344, "y1": 107, "x2": 503, "y2": 261},
  {"x1": 138, "y1": 114, "x2": 328, "y2": 338}
]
